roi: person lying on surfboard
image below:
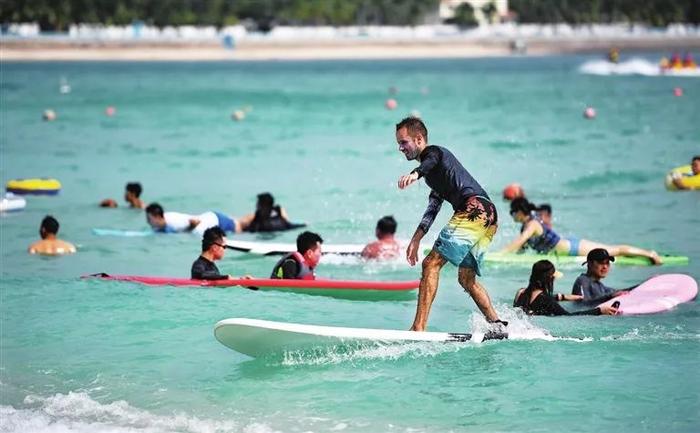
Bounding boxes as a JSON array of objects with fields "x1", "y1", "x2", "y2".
[
  {"x1": 571, "y1": 248, "x2": 637, "y2": 304},
  {"x1": 145, "y1": 203, "x2": 242, "y2": 235},
  {"x1": 361, "y1": 216, "x2": 400, "y2": 260},
  {"x1": 270, "y1": 231, "x2": 323, "y2": 280},
  {"x1": 502, "y1": 198, "x2": 662, "y2": 265},
  {"x1": 514, "y1": 260, "x2": 618, "y2": 316},
  {"x1": 395, "y1": 116, "x2": 507, "y2": 331},
  {"x1": 237, "y1": 192, "x2": 303, "y2": 233}
]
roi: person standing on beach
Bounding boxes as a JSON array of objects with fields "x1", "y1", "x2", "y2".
[{"x1": 395, "y1": 117, "x2": 507, "y2": 331}]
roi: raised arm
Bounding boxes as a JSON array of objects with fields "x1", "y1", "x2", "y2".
[{"x1": 500, "y1": 220, "x2": 539, "y2": 253}]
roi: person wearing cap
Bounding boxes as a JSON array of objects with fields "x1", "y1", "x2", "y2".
[
  {"x1": 503, "y1": 197, "x2": 662, "y2": 265},
  {"x1": 571, "y1": 248, "x2": 636, "y2": 304},
  {"x1": 513, "y1": 260, "x2": 618, "y2": 316},
  {"x1": 191, "y1": 226, "x2": 235, "y2": 280}
]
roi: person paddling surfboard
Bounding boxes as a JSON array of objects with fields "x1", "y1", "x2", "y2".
[{"x1": 395, "y1": 117, "x2": 507, "y2": 332}]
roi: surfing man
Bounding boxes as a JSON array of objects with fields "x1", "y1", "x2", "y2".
[
  {"x1": 28, "y1": 215, "x2": 77, "y2": 256},
  {"x1": 270, "y1": 231, "x2": 322, "y2": 279},
  {"x1": 503, "y1": 197, "x2": 662, "y2": 265},
  {"x1": 361, "y1": 216, "x2": 400, "y2": 260},
  {"x1": 191, "y1": 227, "x2": 234, "y2": 280},
  {"x1": 395, "y1": 116, "x2": 506, "y2": 331},
  {"x1": 145, "y1": 203, "x2": 241, "y2": 235},
  {"x1": 571, "y1": 248, "x2": 635, "y2": 304},
  {"x1": 514, "y1": 260, "x2": 618, "y2": 316}
]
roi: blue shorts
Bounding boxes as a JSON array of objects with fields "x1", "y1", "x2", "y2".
[
  {"x1": 433, "y1": 196, "x2": 498, "y2": 276},
  {"x1": 565, "y1": 236, "x2": 580, "y2": 256},
  {"x1": 215, "y1": 212, "x2": 236, "y2": 233}
]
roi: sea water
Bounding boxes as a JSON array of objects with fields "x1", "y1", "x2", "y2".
[{"x1": 1, "y1": 55, "x2": 698, "y2": 432}]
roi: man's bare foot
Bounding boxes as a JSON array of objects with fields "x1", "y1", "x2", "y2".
[{"x1": 650, "y1": 251, "x2": 663, "y2": 266}]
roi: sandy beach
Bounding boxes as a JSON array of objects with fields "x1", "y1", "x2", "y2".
[{"x1": 2, "y1": 36, "x2": 700, "y2": 61}]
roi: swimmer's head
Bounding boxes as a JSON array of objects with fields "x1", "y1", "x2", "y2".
[
  {"x1": 528, "y1": 260, "x2": 559, "y2": 295},
  {"x1": 297, "y1": 231, "x2": 323, "y2": 268},
  {"x1": 376, "y1": 215, "x2": 397, "y2": 238},
  {"x1": 256, "y1": 192, "x2": 274, "y2": 210},
  {"x1": 202, "y1": 226, "x2": 227, "y2": 259},
  {"x1": 40, "y1": 215, "x2": 59, "y2": 238},
  {"x1": 145, "y1": 203, "x2": 165, "y2": 229},
  {"x1": 502, "y1": 183, "x2": 525, "y2": 201},
  {"x1": 692, "y1": 156, "x2": 700, "y2": 175},
  {"x1": 396, "y1": 116, "x2": 428, "y2": 161},
  {"x1": 509, "y1": 197, "x2": 536, "y2": 222},
  {"x1": 125, "y1": 182, "x2": 142, "y2": 199}
]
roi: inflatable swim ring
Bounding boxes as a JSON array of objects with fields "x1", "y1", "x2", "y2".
[
  {"x1": 6, "y1": 178, "x2": 61, "y2": 195},
  {"x1": 0, "y1": 193, "x2": 26, "y2": 212},
  {"x1": 665, "y1": 165, "x2": 700, "y2": 191}
]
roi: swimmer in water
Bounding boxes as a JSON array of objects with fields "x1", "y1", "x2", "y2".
[
  {"x1": 100, "y1": 182, "x2": 145, "y2": 209},
  {"x1": 513, "y1": 260, "x2": 618, "y2": 316},
  {"x1": 28, "y1": 215, "x2": 77, "y2": 256},
  {"x1": 670, "y1": 155, "x2": 700, "y2": 190},
  {"x1": 238, "y1": 192, "x2": 296, "y2": 232},
  {"x1": 270, "y1": 231, "x2": 323, "y2": 280},
  {"x1": 361, "y1": 216, "x2": 400, "y2": 260},
  {"x1": 191, "y1": 227, "x2": 235, "y2": 280},
  {"x1": 502, "y1": 198, "x2": 662, "y2": 265}
]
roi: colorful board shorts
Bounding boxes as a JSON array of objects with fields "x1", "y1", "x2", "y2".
[{"x1": 433, "y1": 195, "x2": 498, "y2": 276}]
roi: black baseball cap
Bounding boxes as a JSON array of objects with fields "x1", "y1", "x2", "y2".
[{"x1": 583, "y1": 248, "x2": 615, "y2": 265}]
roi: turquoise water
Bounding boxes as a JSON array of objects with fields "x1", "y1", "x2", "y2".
[{"x1": 1, "y1": 56, "x2": 698, "y2": 432}]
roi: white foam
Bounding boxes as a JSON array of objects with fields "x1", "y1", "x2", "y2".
[
  {"x1": 579, "y1": 58, "x2": 661, "y2": 76},
  {"x1": 1, "y1": 392, "x2": 260, "y2": 433}
]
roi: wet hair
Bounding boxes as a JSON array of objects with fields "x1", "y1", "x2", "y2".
[
  {"x1": 296, "y1": 231, "x2": 323, "y2": 254},
  {"x1": 40, "y1": 215, "x2": 59, "y2": 234},
  {"x1": 396, "y1": 117, "x2": 428, "y2": 143},
  {"x1": 202, "y1": 226, "x2": 226, "y2": 252},
  {"x1": 693, "y1": 156, "x2": 700, "y2": 163},
  {"x1": 537, "y1": 203, "x2": 552, "y2": 215},
  {"x1": 257, "y1": 192, "x2": 274, "y2": 209},
  {"x1": 145, "y1": 203, "x2": 164, "y2": 218},
  {"x1": 126, "y1": 182, "x2": 142, "y2": 197},
  {"x1": 510, "y1": 197, "x2": 536, "y2": 215},
  {"x1": 376, "y1": 216, "x2": 397, "y2": 235},
  {"x1": 514, "y1": 260, "x2": 557, "y2": 311}
]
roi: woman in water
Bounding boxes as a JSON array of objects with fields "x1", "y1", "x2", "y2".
[
  {"x1": 502, "y1": 198, "x2": 661, "y2": 264},
  {"x1": 513, "y1": 260, "x2": 618, "y2": 316}
]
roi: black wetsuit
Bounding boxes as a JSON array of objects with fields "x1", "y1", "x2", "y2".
[
  {"x1": 191, "y1": 256, "x2": 227, "y2": 280},
  {"x1": 245, "y1": 206, "x2": 292, "y2": 232},
  {"x1": 515, "y1": 291, "x2": 602, "y2": 316},
  {"x1": 412, "y1": 145, "x2": 490, "y2": 232}
]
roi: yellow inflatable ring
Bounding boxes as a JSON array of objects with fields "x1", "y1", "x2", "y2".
[
  {"x1": 665, "y1": 165, "x2": 700, "y2": 191},
  {"x1": 6, "y1": 178, "x2": 61, "y2": 195}
]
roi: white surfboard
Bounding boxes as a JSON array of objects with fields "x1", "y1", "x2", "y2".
[
  {"x1": 214, "y1": 318, "x2": 507, "y2": 358},
  {"x1": 226, "y1": 240, "x2": 364, "y2": 256}
]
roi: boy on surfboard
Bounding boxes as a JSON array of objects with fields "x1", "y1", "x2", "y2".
[{"x1": 395, "y1": 117, "x2": 507, "y2": 331}]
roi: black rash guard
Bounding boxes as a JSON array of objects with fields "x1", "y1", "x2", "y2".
[
  {"x1": 515, "y1": 291, "x2": 602, "y2": 316},
  {"x1": 191, "y1": 256, "x2": 227, "y2": 280},
  {"x1": 412, "y1": 145, "x2": 489, "y2": 232}
]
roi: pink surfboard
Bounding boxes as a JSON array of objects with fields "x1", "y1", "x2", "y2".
[{"x1": 597, "y1": 274, "x2": 698, "y2": 315}]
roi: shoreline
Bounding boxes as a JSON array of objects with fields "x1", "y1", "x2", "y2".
[{"x1": 2, "y1": 37, "x2": 700, "y2": 61}]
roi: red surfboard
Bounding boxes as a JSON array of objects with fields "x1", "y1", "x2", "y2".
[{"x1": 84, "y1": 273, "x2": 418, "y2": 301}]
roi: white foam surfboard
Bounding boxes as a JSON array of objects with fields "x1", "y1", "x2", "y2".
[
  {"x1": 226, "y1": 240, "x2": 364, "y2": 256},
  {"x1": 214, "y1": 318, "x2": 507, "y2": 358}
]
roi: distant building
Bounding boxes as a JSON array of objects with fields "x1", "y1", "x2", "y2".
[{"x1": 440, "y1": 0, "x2": 509, "y2": 25}]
